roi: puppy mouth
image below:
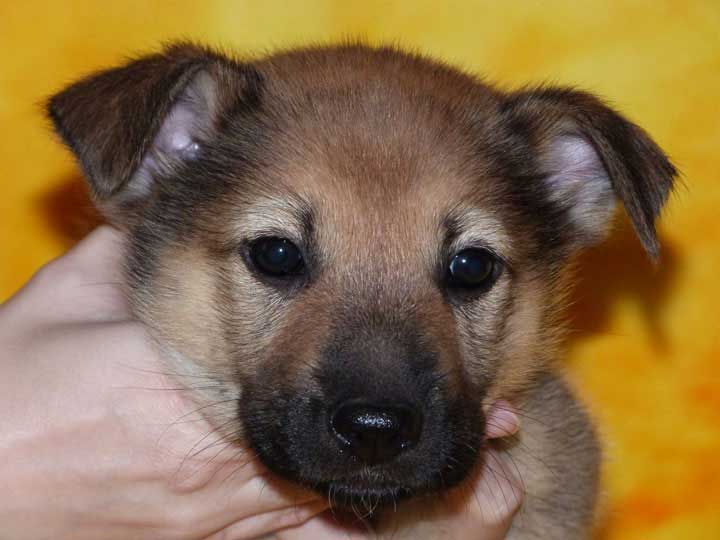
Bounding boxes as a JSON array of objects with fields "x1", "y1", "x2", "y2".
[
  {"x1": 253, "y1": 426, "x2": 481, "y2": 511},
  {"x1": 248, "y1": 427, "x2": 477, "y2": 511},
  {"x1": 290, "y1": 452, "x2": 476, "y2": 511},
  {"x1": 310, "y1": 465, "x2": 453, "y2": 510}
]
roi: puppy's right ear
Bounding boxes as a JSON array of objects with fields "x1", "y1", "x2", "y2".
[{"x1": 47, "y1": 43, "x2": 259, "y2": 220}]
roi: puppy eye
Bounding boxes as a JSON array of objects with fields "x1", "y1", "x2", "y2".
[
  {"x1": 447, "y1": 248, "x2": 500, "y2": 290},
  {"x1": 249, "y1": 237, "x2": 304, "y2": 277}
]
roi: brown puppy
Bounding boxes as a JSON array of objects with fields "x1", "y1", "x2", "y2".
[{"x1": 47, "y1": 43, "x2": 677, "y2": 538}]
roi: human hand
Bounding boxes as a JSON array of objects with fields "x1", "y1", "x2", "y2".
[
  {"x1": 0, "y1": 226, "x2": 326, "y2": 540},
  {"x1": 277, "y1": 402, "x2": 523, "y2": 540}
]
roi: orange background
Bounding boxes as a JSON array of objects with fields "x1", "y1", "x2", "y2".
[{"x1": 1, "y1": 2, "x2": 719, "y2": 538}]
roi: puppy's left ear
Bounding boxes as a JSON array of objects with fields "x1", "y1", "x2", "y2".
[{"x1": 503, "y1": 87, "x2": 678, "y2": 259}]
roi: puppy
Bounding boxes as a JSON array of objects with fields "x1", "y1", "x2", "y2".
[{"x1": 47, "y1": 43, "x2": 677, "y2": 539}]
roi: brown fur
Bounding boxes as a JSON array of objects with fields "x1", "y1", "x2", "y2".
[{"x1": 47, "y1": 42, "x2": 677, "y2": 539}]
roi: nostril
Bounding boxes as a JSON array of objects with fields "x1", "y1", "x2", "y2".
[{"x1": 330, "y1": 401, "x2": 422, "y2": 465}]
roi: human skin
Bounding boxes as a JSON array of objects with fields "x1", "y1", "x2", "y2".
[{"x1": 0, "y1": 226, "x2": 521, "y2": 540}]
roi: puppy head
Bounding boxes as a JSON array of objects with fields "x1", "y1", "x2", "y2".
[{"x1": 48, "y1": 43, "x2": 676, "y2": 507}]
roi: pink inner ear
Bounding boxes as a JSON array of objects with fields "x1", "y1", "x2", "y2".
[
  {"x1": 130, "y1": 72, "x2": 216, "y2": 198},
  {"x1": 154, "y1": 100, "x2": 203, "y2": 159},
  {"x1": 544, "y1": 135, "x2": 616, "y2": 243}
]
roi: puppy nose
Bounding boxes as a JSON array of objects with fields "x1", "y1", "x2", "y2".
[{"x1": 330, "y1": 401, "x2": 422, "y2": 465}]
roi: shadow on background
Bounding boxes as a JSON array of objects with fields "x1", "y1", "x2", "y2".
[
  {"x1": 36, "y1": 174, "x2": 103, "y2": 249},
  {"x1": 565, "y1": 215, "x2": 680, "y2": 354}
]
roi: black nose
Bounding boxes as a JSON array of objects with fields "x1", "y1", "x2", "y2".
[{"x1": 330, "y1": 401, "x2": 422, "y2": 465}]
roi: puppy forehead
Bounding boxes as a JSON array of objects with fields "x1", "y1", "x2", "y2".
[
  {"x1": 231, "y1": 160, "x2": 510, "y2": 260},
  {"x1": 221, "y1": 48, "x2": 517, "y2": 257}
]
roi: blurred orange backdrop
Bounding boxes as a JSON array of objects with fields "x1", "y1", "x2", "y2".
[{"x1": 1, "y1": 2, "x2": 719, "y2": 539}]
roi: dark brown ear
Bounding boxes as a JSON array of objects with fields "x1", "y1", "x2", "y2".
[
  {"x1": 47, "y1": 43, "x2": 258, "y2": 218},
  {"x1": 503, "y1": 87, "x2": 678, "y2": 259}
]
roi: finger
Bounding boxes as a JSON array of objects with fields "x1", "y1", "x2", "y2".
[
  {"x1": 275, "y1": 510, "x2": 369, "y2": 540},
  {"x1": 6, "y1": 226, "x2": 130, "y2": 325},
  {"x1": 191, "y1": 469, "x2": 323, "y2": 532},
  {"x1": 61, "y1": 225, "x2": 129, "y2": 301},
  {"x1": 63, "y1": 225, "x2": 126, "y2": 273},
  {"x1": 484, "y1": 400, "x2": 520, "y2": 439},
  {"x1": 466, "y1": 448, "x2": 524, "y2": 526},
  {"x1": 221, "y1": 472, "x2": 320, "y2": 515},
  {"x1": 201, "y1": 500, "x2": 327, "y2": 540}
]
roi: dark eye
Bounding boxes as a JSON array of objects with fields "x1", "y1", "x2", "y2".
[
  {"x1": 249, "y1": 237, "x2": 304, "y2": 277},
  {"x1": 447, "y1": 248, "x2": 500, "y2": 290}
]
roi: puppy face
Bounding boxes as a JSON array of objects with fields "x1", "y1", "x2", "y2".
[{"x1": 48, "y1": 44, "x2": 676, "y2": 507}]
